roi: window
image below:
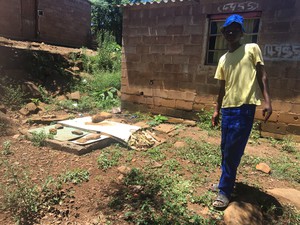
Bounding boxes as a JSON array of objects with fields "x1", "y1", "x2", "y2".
[{"x1": 206, "y1": 12, "x2": 261, "y2": 65}]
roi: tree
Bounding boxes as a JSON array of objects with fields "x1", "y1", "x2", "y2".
[{"x1": 90, "y1": 0, "x2": 129, "y2": 45}]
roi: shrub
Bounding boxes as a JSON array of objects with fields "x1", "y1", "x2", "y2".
[{"x1": 0, "y1": 83, "x2": 26, "y2": 110}]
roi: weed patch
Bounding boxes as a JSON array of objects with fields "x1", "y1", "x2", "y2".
[
  {"x1": 30, "y1": 131, "x2": 53, "y2": 147},
  {"x1": 175, "y1": 138, "x2": 220, "y2": 172},
  {"x1": 110, "y1": 168, "x2": 215, "y2": 225},
  {"x1": 60, "y1": 169, "x2": 89, "y2": 185},
  {"x1": 1, "y1": 141, "x2": 13, "y2": 155},
  {"x1": 97, "y1": 145, "x2": 123, "y2": 170}
]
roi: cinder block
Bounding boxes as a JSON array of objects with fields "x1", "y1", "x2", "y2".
[
  {"x1": 166, "y1": 25, "x2": 184, "y2": 35},
  {"x1": 261, "y1": 131, "x2": 285, "y2": 140},
  {"x1": 189, "y1": 55, "x2": 202, "y2": 66},
  {"x1": 194, "y1": 95, "x2": 214, "y2": 104},
  {"x1": 261, "y1": 122, "x2": 287, "y2": 134},
  {"x1": 163, "y1": 64, "x2": 182, "y2": 73},
  {"x1": 184, "y1": 25, "x2": 203, "y2": 35},
  {"x1": 174, "y1": 5, "x2": 191, "y2": 16},
  {"x1": 157, "y1": 15, "x2": 174, "y2": 26},
  {"x1": 174, "y1": 15, "x2": 190, "y2": 25},
  {"x1": 172, "y1": 55, "x2": 189, "y2": 64},
  {"x1": 154, "y1": 97, "x2": 175, "y2": 108},
  {"x1": 175, "y1": 100, "x2": 193, "y2": 110},
  {"x1": 145, "y1": 96, "x2": 154, "y2": 106},
  {"x1": 278, "y1": 112, "x2": 300, "y2": 124},
  {"x1": 191, "y1": 35, "x2": 202, "y2": 44},
  {"x1": 150, "y1": 45, "x2": 165, "y2": 54},
  {"x1": 271, "y1": 100, "x2": 292, "y2": 112},
  {"x1": 173, "y1": 35, "x2": 191, "y2": 44},
  {"x1": 183, "y1": 45, "x2": 203, "y2": 55},
  {"x1": 153, "y1": 89, "x2": 168, "y2": 98},
  {"x1": 123, "y1": 46, "x2": 136, "y2": 54},
  {"x1": 121, "y1": 94, "x2": 142, "y2": 103},
  {"x1": 124, "y1": 54, "x2": 140, "y2": 63},
  {"x1": 193, "y1": 102, "x2": 206, "y2": 111},
  {"x1": 165, "y1": 44, "x2": 184, "y2": 55},
  {"x1": 286, "y1": 124, "x2": 300, "y2": 135},
  {"x1": 255, "y1": 109, "x2": 278, "y2": 122},
  {"x1": 291, "y1": 104, "x2": 300, "y2": 114}
]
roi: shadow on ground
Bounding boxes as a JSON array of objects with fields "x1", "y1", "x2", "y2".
[{"x1": 233, "y1": 182, "x2": 283, "y2": 222}]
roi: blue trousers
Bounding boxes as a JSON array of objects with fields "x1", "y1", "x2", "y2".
[{"x1": 218, "y1": 104, "x2": 256, "y2": 198}]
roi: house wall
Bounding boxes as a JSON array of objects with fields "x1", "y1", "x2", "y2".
[
  {"x1": 121, "y1": 0, "x2": 300, "y2": 140},
  {"x1": 37, "y1": 0, "x2": 91, "y2": 47},
  {"x1": 0, "y1": 0, "x2": 23, "y2": 38},
  {"x1": 0, "y1": 0, "x2": 91, "y2": 47}
]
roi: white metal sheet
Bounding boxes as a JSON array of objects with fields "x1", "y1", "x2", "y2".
[{"x1": 59, "y1": 117, "x2": 141, "y2": 143}]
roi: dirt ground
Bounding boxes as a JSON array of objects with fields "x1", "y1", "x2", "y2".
[{"x1": 0, "y1": 37, "x2": 299, "y2": 225}]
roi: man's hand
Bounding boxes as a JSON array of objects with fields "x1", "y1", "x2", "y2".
[
  {"x1": 212, "y1": 111, "x2": 220, "y2": 127},
  {"x1": 262, "y1": 103, "x2": 272, "y2": 122}
]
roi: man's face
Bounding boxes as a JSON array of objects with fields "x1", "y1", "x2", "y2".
[{"x1": 222, "y1": 22, "x2": 243, "y2": 44}]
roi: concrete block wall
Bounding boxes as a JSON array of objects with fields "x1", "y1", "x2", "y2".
[
  {"x1": 0, "y1": 0, "x2": 91, "y2": 48},
  {"x1": 38, "y1": 0, "x2": 91, "y2": 47},
  {"x1": 0, "y1": 0, "x2": 23, "y2": 38},
  {"x1": 122, "y1": 1, "x2": 215, "y2": 120},
  {"x1": 121, "y1": 0, "x2": 300, "y2": 140}
]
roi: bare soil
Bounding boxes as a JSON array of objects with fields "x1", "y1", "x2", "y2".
[{"x1": 0, "y1": 37, "x2": 299, "y2": 225}]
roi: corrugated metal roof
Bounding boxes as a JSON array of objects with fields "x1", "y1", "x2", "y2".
[{"x1": 121, "y1": 0, "x2": 195, "y2": 7}]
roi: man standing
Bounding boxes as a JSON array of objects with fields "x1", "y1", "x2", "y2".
[{"x1": 211, "y1": 14, "x2": 272, "y2": 209}]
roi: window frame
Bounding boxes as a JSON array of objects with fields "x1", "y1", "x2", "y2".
[{"x1": 205, "y1": 12, "x2": 262, "y2": 65}]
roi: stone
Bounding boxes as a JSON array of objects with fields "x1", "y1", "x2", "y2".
[
  {"x1": 167, "y1": 117, "x2": 184, "y2": 124},
  {"x1": 174, "y1": 141, "x2": 186, "y2": 148},
  {"x1": 117, "y1": 166, "x2": 131, "y2": 175},
  {"x1": 0, "y1": 105, "x2": 7, "y2": 114},
  {"x1": 72, "y1": 130, "x2": 84, "y2": 135},
  {"x1": 224, "y1": 201, "x2": 263, "y2": 225},
  {"x1": 111, "y1": 107, "x2": 121, "y2": 114},
  {"x1": 19, "y1": 107, "x2": 30, "y2": 116},
  {"x1": 49, "y1": 128, "x2": 57, "y2": 135},
  {"x1": 69, "y1": 91, "x2": 81, "y2": 100},
  {"x1": 22, "y1": 81, "x2": 42, "y2": 98},
  {"x1": 153, "y1": 124, "x2": 176, "y2": 133},
  {"x1": 152, "y1": 162, "x2": 163, "y2": 168},
  {"x1": 255, "y1": 162, "x2": 271, "y2": 174},
  {"x1": 85, "y1": 133, "x2": 101, "y2": 140},
  {"x1": 55, "y1": 124, "x2": 64, "y2": 129},
  {"x1": 133, "y1": 121, "x2": 149, "y2": 129},
  {"x1": 91, "y1": 112, "x2": 112, "y2": 123},
  {"x1": 183, "y1": 120, "x2": 197, "y2": 126},
  {"x1": 56, "y1": 95, "x2": 67, "y2": 102},
  {"x1": 267, "y1": 188, "x2": 300, "y2": 210},
  {"x1": 26, "y1": 102, "x2": 38, "y2": 113}
]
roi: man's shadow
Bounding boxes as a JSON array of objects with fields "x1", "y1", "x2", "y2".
[{"x1": 232, "y1": 182, "x2": 283, "y2": 223}]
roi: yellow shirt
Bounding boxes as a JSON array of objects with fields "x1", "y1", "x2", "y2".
[{"x1": 214, "y1": 43, "x2": 264, "y2": 108}]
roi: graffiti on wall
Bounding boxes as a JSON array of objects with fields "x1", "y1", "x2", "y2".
[
  {"x1": 217, "y1": 1, "x2": 259, "y2": 12},
  {"x1": 264, "y1": 44, "x2": 300, "y2": 60}
]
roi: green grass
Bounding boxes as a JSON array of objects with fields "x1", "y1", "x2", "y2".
[
  {"x1": 111, "y1": 168, "x2": 217, "y2": 225},
  {"x1": 174, "y1": 138, "x2": 220, "y2": 172},
  {"x1": 30, "y1": 130, "x2": 53, "y2": 147},
  {"x1": 0, "y1": 83, "x2": 26, "y2": 110},
  {"x1": 97, "y1": 145, "x2": 123, "y2": 170},
  {"x1": 144, "y1": 146, "x2": 166, "y2": 161},
  {"x1": 1, "y1": 141, "x2": 13, "y2": 155},
  {"x1": 241, "y1": 153, "x2": 300, "y2": 183},
  {"x1": 60, "y1": 169, "x2": 90, "y2": 185}
]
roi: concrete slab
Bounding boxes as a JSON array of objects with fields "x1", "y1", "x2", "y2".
[
  {"x1": 59, "y1": 117, "x2": 141, "y2": 143},
  {"x1": 45, "y1": 137, "x2": 116, "y2": 155},
  {"x1": 28, "y1": 125, "x2": 88, "y2": 141}
]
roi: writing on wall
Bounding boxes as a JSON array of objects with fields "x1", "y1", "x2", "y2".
[
  {"x1": 264, "y1": 44, "x2": 300, "y2": 61},
  {"x1": 217, "y1": 1, "x2": 259, "y2": 12}
]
